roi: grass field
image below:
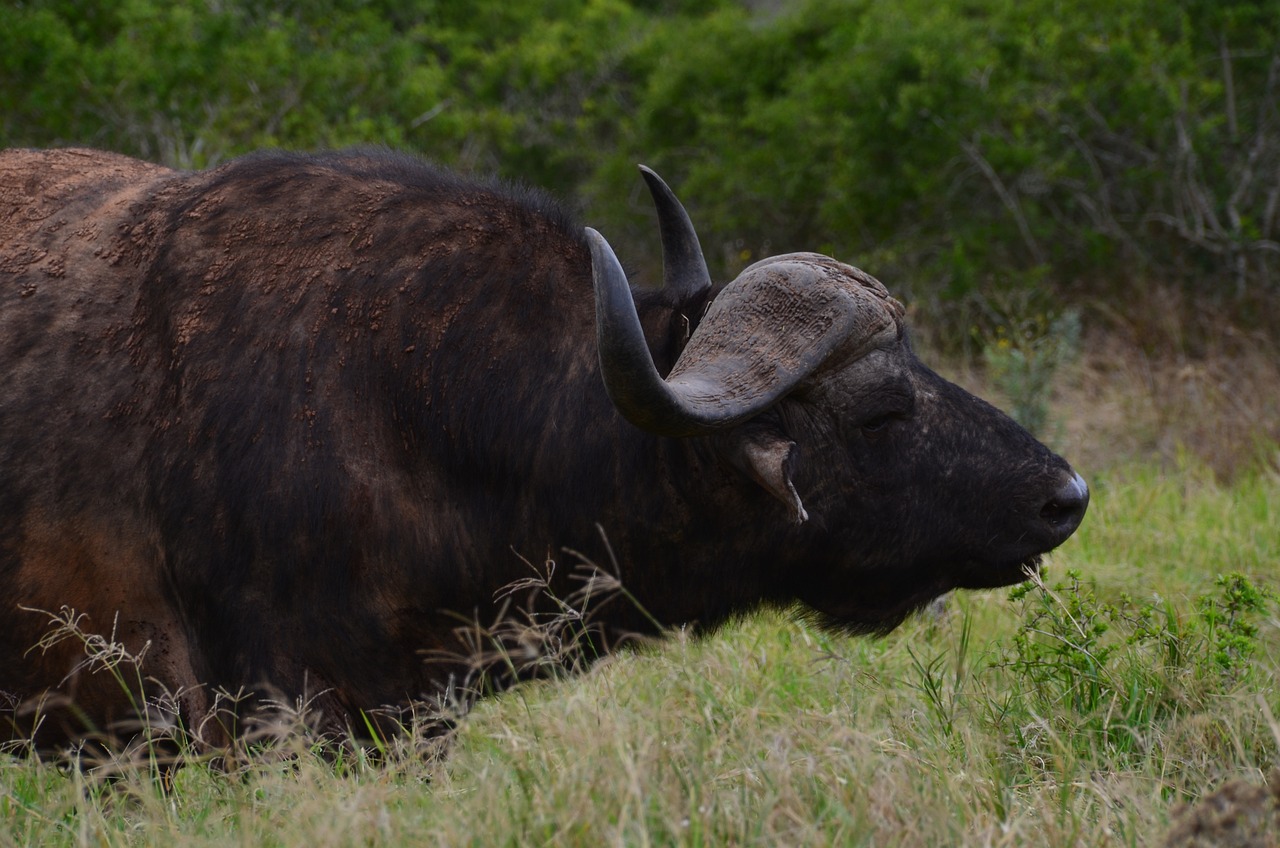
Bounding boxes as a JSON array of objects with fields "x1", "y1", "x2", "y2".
[{"x1": 2, "y1": 456, "x2": 1278, "y2": 847}]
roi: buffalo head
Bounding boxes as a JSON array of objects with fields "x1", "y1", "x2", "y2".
[{"x1": 588, "y1": 168, "x2": 1088, "y2": 633}]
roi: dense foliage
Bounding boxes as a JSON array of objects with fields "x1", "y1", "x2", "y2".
[{"x1": 3, "y1": 0, "x2": 1279, "y2": 318}]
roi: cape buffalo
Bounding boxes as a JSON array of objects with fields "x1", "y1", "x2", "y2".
[{"x1": 0, "y1": 147, "x2": 1088, "y2": 751}]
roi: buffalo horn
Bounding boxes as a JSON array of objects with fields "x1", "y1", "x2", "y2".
[
  {"x1": 589, "y1": 229, "x2": 891, "y2": 438},
  {"x1": 638, "y1": 165, "x2": 713, "y2": 301}
]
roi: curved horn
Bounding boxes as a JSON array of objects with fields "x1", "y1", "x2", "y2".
[
  {"x1": 589, "y1": 229, "x2": 897, "y2": 438},
  {"x1": 638, "y1": 165, "x2": 712, "y2": 301},
  {"x1": 589, "y1": 227, "x2": 725, "y2": 436}
]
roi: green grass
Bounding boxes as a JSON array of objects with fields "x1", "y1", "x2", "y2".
[{"x1": 3, "y1": 458, "x2": 1279, "y2": 846}]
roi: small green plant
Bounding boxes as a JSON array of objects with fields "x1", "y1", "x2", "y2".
[
  {"x1": 980, "y1": 304, "x2": 1081, "y2": 437},
  {"x1": 994, "y1": 568, "x2": 1274, "y2": 764},
  {"x1": 1198, "y1": 572, "x2": 1274, "y2": 676},
  {"x1": 1003, "y1": 569, "x2": 1117, "y2": 715},
  {"x1": 907, "y1": 613, "x2": 974, "y2": 743}
]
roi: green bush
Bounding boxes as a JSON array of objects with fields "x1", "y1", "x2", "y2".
[{"x1": 3, "y1": 0, "x2": 1277, "y2": 319}]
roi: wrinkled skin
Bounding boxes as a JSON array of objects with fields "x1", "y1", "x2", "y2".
[{"x1": 0, "y1": 148, "x2": 1086, "y2": 752}]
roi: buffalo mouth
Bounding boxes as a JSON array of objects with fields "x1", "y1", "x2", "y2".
[
  {"x1": 953, "y1": 554, "x2": 1044, "y2": 590},
  {"x1": 804, "y1": 551, "x2": 1046, "y2": 635},
  {"x1": 802, "y1": 571, "x2": 953, "y2": 636}
]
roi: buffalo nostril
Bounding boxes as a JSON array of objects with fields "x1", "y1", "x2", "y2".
[{"x1": 1040, "y1": 472, "x2": 1089, "y2": 536}]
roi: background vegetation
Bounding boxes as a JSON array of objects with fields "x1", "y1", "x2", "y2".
[
  {"x1": 3, "y1": 0, "x2": 1280, "y2": 844},
  {"x1": 4, "y1": 0, "x2": 1279, "y2": 316}
]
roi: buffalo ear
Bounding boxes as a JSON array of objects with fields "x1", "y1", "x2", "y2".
[
  {"x1": 634, "y1": 294, "x2": 693, "y2": 377},
  {"x1": 723, "y1": 427, "x2": 808, "y2": 525}
]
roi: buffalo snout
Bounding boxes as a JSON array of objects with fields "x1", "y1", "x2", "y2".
[{"x1": 1040, "y1": 471, "x2": 1089, "y2": 544}]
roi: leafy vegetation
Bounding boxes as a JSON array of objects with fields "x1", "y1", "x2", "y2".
[{"x1": 3, "y1": 0, "x2": 1278, "y2": 324}]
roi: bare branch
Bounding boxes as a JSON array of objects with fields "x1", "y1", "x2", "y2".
[{"x1": 960, "y1": 138, "x2": 1046, "y2": 266}]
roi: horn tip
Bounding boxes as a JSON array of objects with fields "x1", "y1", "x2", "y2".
[
  {"x1": 586, "y1": 226, "x2": 619, "y2": 252},
  {"x1": 584, "y1": 228, "x2": 624, "y2": 278},
  {"x1": 638, "y1": 165, "x2": 668, "y2": 190}
]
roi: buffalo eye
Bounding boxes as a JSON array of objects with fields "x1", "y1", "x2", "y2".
[
  {"x1": 859, "y1": 413, "x2": 901, "y2": 440},
  {"x1": 856, "y1": 393, "x2": 914, "y2": 440}
]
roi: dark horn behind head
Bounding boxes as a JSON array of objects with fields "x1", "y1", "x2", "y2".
[{"x1": 638, "y1": 165, "x2": 713, "y2": 303}]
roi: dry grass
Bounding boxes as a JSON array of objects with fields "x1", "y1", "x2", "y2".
[
  {"x1": 1033, "y1": 286, "x2": 1278, "y2": 481},
  {"x1": 1053, "y1": 332, "x2": 1280, "y2": 483},
  {"x1": 916, "y1": 282, "x2": 1280, "y2": 482}
]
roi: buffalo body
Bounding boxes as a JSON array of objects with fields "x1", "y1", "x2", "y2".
[{"x1": 0, "y1": 148, "x2": 1087, "y2": 748}]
